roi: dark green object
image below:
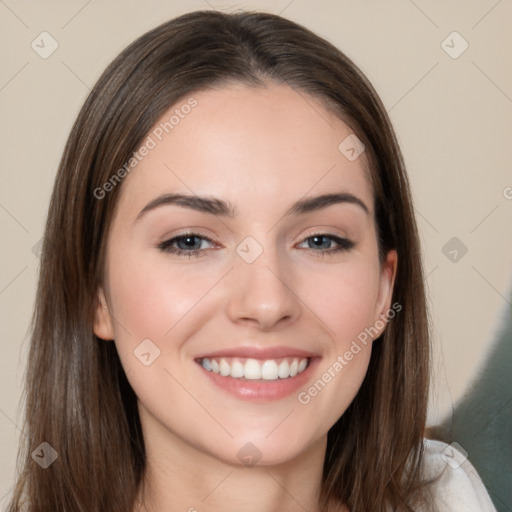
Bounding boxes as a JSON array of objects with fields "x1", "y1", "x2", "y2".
[{"x1": 430, "y1": 294, "x2": 512, "y2": 511}]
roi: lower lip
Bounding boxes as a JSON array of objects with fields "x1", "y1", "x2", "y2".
[{"x1": 197, "y1": 358, "x2": 320, "y2": 402}]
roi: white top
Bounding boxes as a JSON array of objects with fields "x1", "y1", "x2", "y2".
[{"x1": 420, "y1": 438, "x2": 497, "y2": 511}]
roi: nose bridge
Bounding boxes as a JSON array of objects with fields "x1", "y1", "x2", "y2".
[{"x1": 226, "y1": 235, "x2": 301, "y2": 329}]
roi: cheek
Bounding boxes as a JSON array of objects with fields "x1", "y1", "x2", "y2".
[
  {"x1": 304, "y1": 257, "x2": 381, "y2": 347},
  {"x1": 105, "y1": 252, "x2": 217, "y2": 412},
  {"x1": 107, "y1": 251, "x2": 219, "y2": 346},
  {"x1": 299, "y1": 258, "x2": 380, "y2": 409}
]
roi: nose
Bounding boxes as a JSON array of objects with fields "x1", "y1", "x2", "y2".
[{"x1": 225, "y1": 243, "x2": 302, "y2": 331}]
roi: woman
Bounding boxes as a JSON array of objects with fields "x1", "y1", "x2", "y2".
[{"x1": 8, "y1": 10, "x2": 496, "y2": 512}]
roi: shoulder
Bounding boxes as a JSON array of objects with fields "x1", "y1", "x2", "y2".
[{"x1": 419, "y1": 438, "x2": 497, "y2": 512}]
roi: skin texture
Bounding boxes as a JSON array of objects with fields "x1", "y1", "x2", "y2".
[{"x1": 94, "y1": 83, "x2": 397, "y2": 512}]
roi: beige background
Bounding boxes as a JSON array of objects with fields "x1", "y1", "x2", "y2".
[{"x1": 1, "y1": 0, "x2": 511, "y2": 501}]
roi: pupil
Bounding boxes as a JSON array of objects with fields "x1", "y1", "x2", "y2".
[
  {"x1": 182, "y1": 236, "x2": 199, "y2": 249},
  {"x1": 313, "y1": 236, "x2": 326, "y2": 248}
]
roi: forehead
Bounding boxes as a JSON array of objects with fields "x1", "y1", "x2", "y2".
[{"x1": 116, "y1": 83, "x2": 373, "y2": 219}]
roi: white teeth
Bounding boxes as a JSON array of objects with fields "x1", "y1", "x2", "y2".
[
  {"x1": 289, "y1": 359, "x2": 298, "y2": 377},
  {"x1": 200, "y1": 356, "x2": 310, "y2": 380},
  {"x1": 230, "y1": 360, "x2": 244, "y2": 378},
  {"x1": 219, "y1": 358, "x2": 231, "y2": 376},
  {"x1": 278, "y1": 360, "x2": 290, "y2": 378},
  {"x1": 261, "y1": 360, "x2": 278, "y2": 380},
  {"x1": 244, "y1": 359, "x2": 261, "y2": 380}
]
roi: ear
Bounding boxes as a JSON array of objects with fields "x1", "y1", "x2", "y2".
[
  {"x1": 93, "y1": 287, "x2": 115, "y2": 340},
  {"x1": 373, "y1": 249, "x2": 398, "y2": 337}
]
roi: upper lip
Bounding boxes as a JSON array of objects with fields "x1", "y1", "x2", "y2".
[{"x1": 195, "y1": 345, "x2": 319, "y2": 360}]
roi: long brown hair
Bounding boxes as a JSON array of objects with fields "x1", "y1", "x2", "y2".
[{"x1": 9, "y1": 10, "x2": 436, "y2": 511}]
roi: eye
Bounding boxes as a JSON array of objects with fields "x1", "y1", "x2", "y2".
[
  {"x1": 158, "y1": 232, "x2": 354, "y2": 259},
  {"x1": 158, "y1": 233, "x2": 216, "y2": 258},
  {"x1": 297, "y1": 233, "x2": 354, "y2": 256}
]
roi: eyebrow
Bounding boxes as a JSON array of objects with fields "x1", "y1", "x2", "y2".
[{"x1": 135, "y1": 191, "x2": 369, "y2": 221}]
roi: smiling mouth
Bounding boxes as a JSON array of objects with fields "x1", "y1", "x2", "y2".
[{"x1": 197, "y1": 356, "x2": 311, "y2": 381}]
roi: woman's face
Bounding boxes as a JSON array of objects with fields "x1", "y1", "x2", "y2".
[{"x1": 94, "y1": 83, "x2": 397, "y2": 466}]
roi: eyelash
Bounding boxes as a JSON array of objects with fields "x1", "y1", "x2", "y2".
[{"x1": 157, "y1": 232, "x2": 354, "y2": 259}]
